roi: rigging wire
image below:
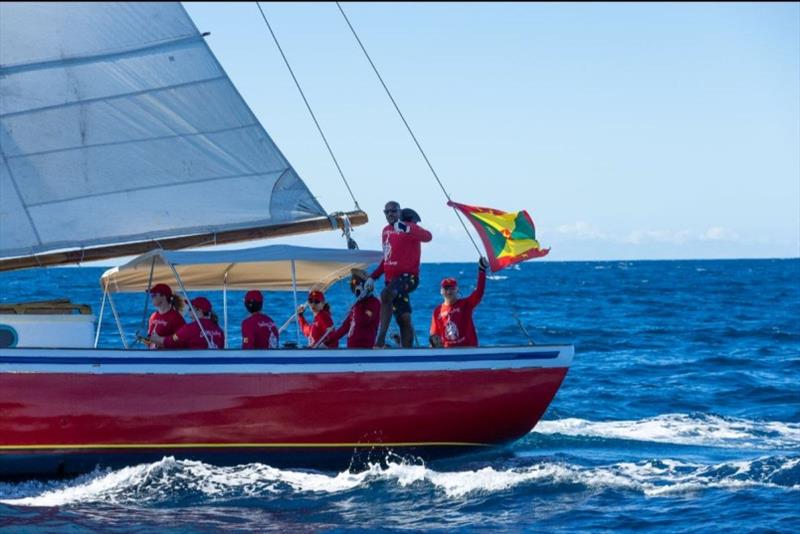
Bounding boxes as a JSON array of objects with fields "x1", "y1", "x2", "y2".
[
  {"x1": 335, "y1": 2, "x2": 483, "y2": 257},
  {"x1": 255, "y1": 2, "x2": 361, "y2": 212}
]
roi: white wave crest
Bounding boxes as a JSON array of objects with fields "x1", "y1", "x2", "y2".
[
  {"x1": 1, "y1": 455, "x2": 797, "y2": 506},
  {"x1": 533, "y1": 414, "x2": 800, "y2": 449}
]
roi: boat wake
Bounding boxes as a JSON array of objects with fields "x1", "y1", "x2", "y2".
[
  {"x1": 1, "y1": 454, "x2": 797, "y2": 507},
  {"x1": 533, "y1": 413, "x2": 800, "y2": 449}
]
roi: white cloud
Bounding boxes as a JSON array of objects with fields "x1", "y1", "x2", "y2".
[
  {"x1": 699, "y1": 226, "x2": 740, "y2": 241},
  {"x1": 624, "y1": 229, "x2": 692, "y2": 245},
  {"x1": 556, "y1": 221, "x2": 607, "y2": 240}
]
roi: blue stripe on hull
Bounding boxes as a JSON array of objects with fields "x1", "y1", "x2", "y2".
[{"x1": 0, "y1": 351, "x2": 560, "y2": 366}]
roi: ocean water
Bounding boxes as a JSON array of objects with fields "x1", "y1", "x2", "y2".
[{"x1": 0, "y1": 258, "x2": 798, "y2": 532}]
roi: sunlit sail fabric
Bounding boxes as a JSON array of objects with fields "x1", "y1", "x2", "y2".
[{"x1": 0, "y1": 2, "x2": 325, "y2": 260}]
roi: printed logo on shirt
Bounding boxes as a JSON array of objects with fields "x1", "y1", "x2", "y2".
[
  {"x1": 207, "y1": 330, "x2": 223, "y2": 348},
  {"x1": 444, "y1": 320, "x2": 460, "y2": 341},
  {"x1": 383, "y1": 240, "x2": 394, "y2": 265}
]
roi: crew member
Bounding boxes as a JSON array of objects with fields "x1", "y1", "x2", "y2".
[
  {"x1": 241, "y1": 290, "x2": 279, "y2": 349},
  {"x1": 147, "y1": 283, "x2": 185, "y2": 350},
  {"x1": 330, "y1": 269, "x2": 381, "y2": 348},
  {"x1": 365, "y1": 201, "x2": 432, "y2": 347},
  {"x1": 297, "y1": 289, "x2": 338, "y2": 348},
  {"x1": 429, "y1": 257, "x2": 489, "y2": 348},
  {"x1": 151, "y1": 296, "x2": 224, "y2": 349}
]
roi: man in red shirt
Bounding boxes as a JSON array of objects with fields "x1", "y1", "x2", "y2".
[
  {"x1": 429, "y1": 257, "x2": 488, "y2": 348},
  {"x1": 241, "y1": 290, "x2": 279, "y2": 349},
  {"x1": 151, "y1": 297, "x2": 225, "y2": 349},
  {"x1": 330, "y1": 269, "x2": 381, "y2": 348},
  {"x1": 365, "y1": 201, "x2": 432, "y2": 348}
]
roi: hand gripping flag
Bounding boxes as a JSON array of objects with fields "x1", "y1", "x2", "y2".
[{"x1": 448, "y1": 201, "x2": 549, "y2": 272}]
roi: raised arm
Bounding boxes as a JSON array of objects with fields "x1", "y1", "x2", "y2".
[
  {"x1": 297, "y1": 311, "x2": 313, "y2": 337},
  {"x1": 408, "y1": 222, "x2": 432, "y2": 242},
  {"x1": 466, "y1": 259, "x2": 488, "y2": 308}
]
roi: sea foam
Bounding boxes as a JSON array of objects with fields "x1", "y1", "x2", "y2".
[
  {"x1": 533, "y1": 414, "x2": 800, "y2": 450},
  {"x1": 1, "y1": 454, "x2": 797, "y2": 507}
]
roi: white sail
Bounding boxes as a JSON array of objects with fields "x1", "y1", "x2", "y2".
[{"x1": 0, "y1": 2, "x2": 326, "y2": 260}]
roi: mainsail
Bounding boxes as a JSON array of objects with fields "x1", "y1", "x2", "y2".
[{"x1": 0, "y1": 2, "x2": 363, "y2": 270}]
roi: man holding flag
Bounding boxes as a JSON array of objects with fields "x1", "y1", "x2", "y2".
[{"x1": 429, "y1": 257, "x2": 489, "y2": 348}]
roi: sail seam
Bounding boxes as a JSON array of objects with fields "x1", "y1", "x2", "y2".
[
  {"x1": 174, "y1": 3, "x2": 326, "y2": 219},
  {"x1": 0, "y1": 152, "x2": 42, "y2": 246},
  {"x1": 0, "y1": 34, "x2": 203, "y2": 75},
  {"x1": 26, "y1": 170, "x2": 288, "y2": 208},
  {"x1": 0, "y1": 75, "x2": 227, "y2": 119},
  {"x1": 5, "y1": 123, "x2": 260, "y2": 160}
]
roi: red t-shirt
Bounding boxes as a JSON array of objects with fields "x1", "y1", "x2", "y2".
[
  {"x1": 429, "y1": 269, "x2": 486, "y2": 348},
  {"x1": 330, "y1": 296, "x2": 381, "y2": 348},
  {"x1": 370, "y1": 223, "x2": 432, "y2": 282},
  {"x1": 163, "y1": 318, "x2": 225, "y2": 349},
  {"x1": 298, "y1": 308, "x2": 338, "y2": 348},
  {"x1": 148, "y1": 309, "x2": 185, "y2": 350},
  {"x1": 241, "y1": 312, "x2": 279, "y2": 349}
]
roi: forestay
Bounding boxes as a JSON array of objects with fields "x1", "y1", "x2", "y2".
[
  {"x1": 100, "y1": 245, "x2": 383, "y2": 292},
  {"x1": 0, "y1": 2, "x2": 325, "y2": 260}
]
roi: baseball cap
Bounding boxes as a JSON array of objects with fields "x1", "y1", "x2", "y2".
[
  {"x1": 244, "y1": 290, "x2": 263, "y2": 304},
  {"x1": 149, "y1": 283, "x2": 173, "y2": 298},
  {"x1": 191, "y1": 297, "x2": 212, "y2": 314}
]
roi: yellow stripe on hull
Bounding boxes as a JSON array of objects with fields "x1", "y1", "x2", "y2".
[{"x1": 0, "y1": 441, "x2": 490, "y2": 451}]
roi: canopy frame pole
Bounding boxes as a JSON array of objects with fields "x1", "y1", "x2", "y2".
[
  {"x1": 138, "y1": 257, "x2": 156, "y2": 336},
  {"x1": 223, "y1": 271, "x2": 229, "y2": 349},
  {"x1": 107, "y1": 290, "x2": 129, "y2": 350},
  {"x1": 291, "y1": 259, "x2": 301, "y2": 346},
  {"x1": 167, "y1": 262, "x2": 213, "y2": 348},
  {"x1": 94, "y1": 286, "x2": 108, "y2": 349}
]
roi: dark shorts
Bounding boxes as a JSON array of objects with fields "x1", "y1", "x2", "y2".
[{"x1": 387, "y1": 273, "x2": 419, "y2": 319}]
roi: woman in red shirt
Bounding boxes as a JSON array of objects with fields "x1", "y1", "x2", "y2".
[
  {"x1": 147, "y1": 283, "x2": 185, "y2": 349},
  {"x1": 151, "y1": 297, "x2": 225, "y2": 349},
  {"x1": 297, "y1": 289, "x2": 338, "y2": 349}
]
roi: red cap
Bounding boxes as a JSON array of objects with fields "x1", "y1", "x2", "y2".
[
  {"x1": 308, "y1": 290, "x2": 325, "y2": 303},
  {"x1": 244, "y1": 290, "x2": 263, "y2": 304},
  {"x1": 441, "y1": 278, "x2": 458, "y2": 289},
  {"x1": 191, "y1": 297, "x2": 212, "y2": 314},
  {"x1": 149, "y1": 283, "x2": 172, "y2": 298}
]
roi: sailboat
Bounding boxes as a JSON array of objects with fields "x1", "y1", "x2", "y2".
[{"x1": 0, "y1": 2, "x2": 572, "y2": 478}]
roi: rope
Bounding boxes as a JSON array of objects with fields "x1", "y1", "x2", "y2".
[
  {"x1": 255, "y1": 2, "x2": 361, "y2": 211},
  {"x1": 335, "y1": 2, "x2": 482, "y2": 257}
]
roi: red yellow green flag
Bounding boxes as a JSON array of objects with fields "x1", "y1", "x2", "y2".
[{"x1": 448, "y1": 200, "x2": 549, "y2": 272}]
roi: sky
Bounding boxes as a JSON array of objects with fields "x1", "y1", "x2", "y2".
[{"x1": 180, "y1": 2, "x2": 799, "y2": 262}]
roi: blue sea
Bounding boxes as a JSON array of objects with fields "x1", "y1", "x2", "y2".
[{"x1": 1, "y1": 258, "x2": 798, "y2": 532}]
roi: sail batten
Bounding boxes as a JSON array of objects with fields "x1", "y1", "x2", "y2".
[{"x1": 0, "y1": 2, "x2": 331, "y2": 263}]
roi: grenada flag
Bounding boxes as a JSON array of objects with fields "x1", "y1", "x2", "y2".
[{"x1": 448, "y1": 201, "x2": 549, "y2": 272}]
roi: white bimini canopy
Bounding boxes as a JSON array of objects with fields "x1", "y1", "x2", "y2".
[{"x1": 100, "y1": 245, "x2": 383, "y2": 293}]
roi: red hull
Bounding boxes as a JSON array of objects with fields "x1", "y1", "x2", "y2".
[
  {"x1": 2, "y1": 368, "x2": 565, "y2": 448},
  {"x1": 0, "y1": 346, "x2": 572, "y2": 476}
]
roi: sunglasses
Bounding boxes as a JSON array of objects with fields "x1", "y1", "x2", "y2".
[
  {"x1": 442, "y1": 285, "x2": 457, "y2": 290},
  {"x1": 308, "y1": 299, "x2": 322, "y2": 304},
  {"x1": 383, "y1": 208, "x2": 399, "y2": 214}
]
